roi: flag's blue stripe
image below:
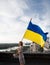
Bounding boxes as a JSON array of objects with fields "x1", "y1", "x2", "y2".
[{"x1": 27, "y1": 21, "x2": 47, "y2": 41}]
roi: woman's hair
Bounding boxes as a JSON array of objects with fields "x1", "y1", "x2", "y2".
[{"x1": 19, "y1": 41, "x2": 23, "y2": 46}]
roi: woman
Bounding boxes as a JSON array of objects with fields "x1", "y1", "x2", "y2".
[{"x1": 13, "y1": 41, "x2": 25, "y2": 65}]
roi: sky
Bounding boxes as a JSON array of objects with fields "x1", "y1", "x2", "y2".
[{"x1": 0, "y1": 0, "x2": 50, "y2": 43}]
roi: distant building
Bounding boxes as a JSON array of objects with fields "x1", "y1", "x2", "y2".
[
  {"x1": 43, "y1": 37, "x2": 50, "y2": 52},
  {"x1": 44, "y1": 37, "x2": 50, "y2": 48},
  {"x1": 30, "y1": 43, "x2": 37, "y2": 52}
]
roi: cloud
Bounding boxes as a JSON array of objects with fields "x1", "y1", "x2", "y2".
[
  {"x1": 0, "y1": 0, "x2": 50, "y2": 43},
  {"x1": 0, "y1": 0, "x2": 29, "y2": 43}
]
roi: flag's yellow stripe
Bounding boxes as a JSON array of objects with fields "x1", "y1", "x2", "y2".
[{"x1": 23, "y1": 30, "x2": 45, "y2": 47}]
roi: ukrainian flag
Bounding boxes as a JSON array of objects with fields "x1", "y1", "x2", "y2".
[{"x1": 23, "y1": 21, "x2": 48, "y2": 47}]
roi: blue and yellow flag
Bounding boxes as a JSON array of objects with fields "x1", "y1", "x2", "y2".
[{"x1": 23, "y1": 21, "x2": 48, "y2": 47}]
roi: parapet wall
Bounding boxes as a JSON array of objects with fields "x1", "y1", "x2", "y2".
[{"x1": 0, "y1": 52, "x2": 50, "y2": 65}]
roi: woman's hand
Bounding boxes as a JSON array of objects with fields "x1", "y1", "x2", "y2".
[{"x1": 13, "y1": 54, "x2": 16, "y2": 57}]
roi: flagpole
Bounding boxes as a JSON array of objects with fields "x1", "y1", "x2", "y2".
[
  {"x1": 21, "y1": 18, "x2": 32, "y2": 41},
  {"x1": 30, "y1": 18, "x2": 32, "y2": 21}
]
